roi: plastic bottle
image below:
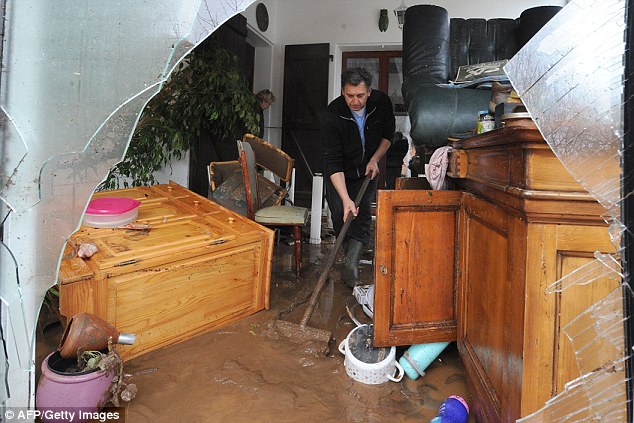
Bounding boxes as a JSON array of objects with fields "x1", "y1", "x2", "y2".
[
  {"x1": 477, "y1": 110, "x2": 494, "y2": 134},
  {"x1": 430, "y1": 395, "x2": 469, "y2": 423},
  {"x1": 399, "y1": 342, "x2": 449, "y2": 380}
]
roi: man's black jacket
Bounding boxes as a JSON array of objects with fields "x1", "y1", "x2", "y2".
[{"x1": 322, "y1": 90, "x2": 395, "y2": 180}]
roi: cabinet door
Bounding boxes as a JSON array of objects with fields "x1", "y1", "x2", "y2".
[
  {"x1": 374, "y1": 190, "x2": 462, "y2": 347},
  {"x1": 522, "y1": 223, "x2": 621, "y2": 417},
  {"x1": 457, "y1": 193, "x2": 522, "y2": 422}
]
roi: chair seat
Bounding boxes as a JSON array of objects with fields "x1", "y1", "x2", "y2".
[{"x1": 255, "y1": 205, "x2": 308, "y2": 225}]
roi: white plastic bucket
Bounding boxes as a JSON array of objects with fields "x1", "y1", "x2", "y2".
[{"x1": 338, "y1": 324, "x2": 404, "y2": 384}]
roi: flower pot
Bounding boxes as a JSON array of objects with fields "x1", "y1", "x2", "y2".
[
  {"x1": 36, "y1": 351, "x2": 114, "y2": 423},
  {"x1": 59, "y1": 312, "x2": 135, "y2": 358}
]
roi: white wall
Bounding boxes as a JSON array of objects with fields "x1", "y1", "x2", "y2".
[
  {"x1": 236, "y1": 0, "x2": 569, "y2": 155},
  {"x1": 415, "y1": 0, "x2": 567, "y2": 18},
  {"x1": 258, "y1": 0, "x2": 568, "y2": 110},
  {"x1": 243, "y1": 0, "x2": 282, "y2": 146},
  {"x1": 167, "y1": 0, "x2": 569, "y2": 180}
]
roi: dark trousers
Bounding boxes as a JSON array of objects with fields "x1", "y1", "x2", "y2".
[{"x1": 325, "y1": 175, "x2": 377, "y2": 245}]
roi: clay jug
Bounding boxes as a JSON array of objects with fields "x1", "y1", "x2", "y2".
[{"x1": 59, "y1": 312, "x2": 135, "y2": 358}]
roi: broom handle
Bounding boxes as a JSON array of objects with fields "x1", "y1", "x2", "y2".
[{"x1": 300, "y1": 175, "x2": 372, "y2": 328}]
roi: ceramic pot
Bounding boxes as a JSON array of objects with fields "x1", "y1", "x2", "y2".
[
  {"x1": 59, "y1": 312, "x2": 135, "y2": 358},
  {"x1": 36, "y1": 351, "x2": 114, "y2": 423},
  {"x1": 338, "y1": 324, "x2": 403, "y2": 384}
]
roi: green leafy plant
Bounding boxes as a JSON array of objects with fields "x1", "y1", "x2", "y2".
[
  {"x1": 102, "y1": 40, "x2": 260, "y2": 189},
  {"x1": 78, "y1": 350, "x2": 104, "y2": 371}
]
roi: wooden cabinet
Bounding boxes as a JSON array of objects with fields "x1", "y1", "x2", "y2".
[
  {"x1": 373, "y1": 126, "x2": 623, "y2": 422},
  {"x1": 59, "y1": 182, "x2": 274, "y2": 360}
]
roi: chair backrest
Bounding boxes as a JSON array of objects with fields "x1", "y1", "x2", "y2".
[
  {"x1": 209, "y1": 160, "x2": 240, "y2": 192},
  {"x1": 238, "y1": 141, "x2": 260, "y2": 219},
  {"x1": 242, "y1": 134, "x2": 294, "y2": 183}
]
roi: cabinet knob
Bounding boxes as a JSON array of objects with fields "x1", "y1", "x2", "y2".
[
  {"x1": 228, "y1": 217, "x2": 235, "y2": 223},
  {"x1": 380, "y1": 265, "x2": 388, "y2": 275},
  {"x1": 194, "y1": 200, "x2": 200, "y2": 206}
]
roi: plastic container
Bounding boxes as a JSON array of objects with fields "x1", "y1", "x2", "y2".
[
  {"x1": 399, "y1": 341, "x2": 450, "y2": 380},
  {"x1": 477, "y1": 110, "x2": 494, "y2": 134},
  {"x1": 338, "y1": 324, "x2": 404, "y2": 384},
  {"x1": 83, "y1": 197, "x2": 140, "y2": 228},
  {"x1": 430, "y1": 395, "x2": 469, "y2": 423},
  {"x1": 36, "y1": 351, "x2": 115, "y2": 423},
  {"x1": 352, "y1": 284, "x2": 374, "y2": 318}
]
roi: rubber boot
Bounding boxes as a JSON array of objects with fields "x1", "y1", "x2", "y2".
[{"x1": 342, "y1": 239, "x2": 364, "y2": 288}]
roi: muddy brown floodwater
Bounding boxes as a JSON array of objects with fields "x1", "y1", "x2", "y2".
[{"x1": 37, "y1": 230, "x2": 475, "y2": 423}]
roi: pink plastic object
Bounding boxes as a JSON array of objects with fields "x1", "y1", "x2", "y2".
[
  {"x1": 83, "y1": 197, "x2": 140, "y2": 228},
  {"x1": 36, "y1": 351, "x2": 115, "y2": 423}
]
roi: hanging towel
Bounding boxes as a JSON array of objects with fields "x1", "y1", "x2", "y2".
[{"x1": 427, "y1": 146, "x2": 452, "y2": 190}]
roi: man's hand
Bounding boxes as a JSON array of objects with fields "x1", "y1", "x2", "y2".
[
  {"x1": 365, "y1": 160, "x2": 379, "y2": 180},
  {"x1": 342, "y1": 197, "x2": 358, "y2": 222},
  {"x1": 330, "y1": 172, "x2": 358, "y2": 223}
]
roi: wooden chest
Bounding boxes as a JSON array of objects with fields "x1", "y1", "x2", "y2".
[{"x1": 59, "y1": 182, "x2": 274, "y2": 360}]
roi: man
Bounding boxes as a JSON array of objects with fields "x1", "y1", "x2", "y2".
[
  {"x1": 255, "y1": 89, "x2": 275, "y2": 138},
  {"x1": 322, "y1": 67, "x2": 395, "y2": 287}
]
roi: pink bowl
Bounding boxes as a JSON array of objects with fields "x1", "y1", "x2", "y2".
[
  {"x1": 86, "y1": 197, "x2": 140, "y2": 214},
  {"x1": 84, "y1": 197, "x2": 140, "y2": 228}
]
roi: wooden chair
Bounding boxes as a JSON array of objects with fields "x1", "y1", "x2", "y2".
[
  {"x1": 237, "y1": 138, "x2": 308, "y2": 278},
  {"x1": 242, "y1": 133, "x2": 294, "y2": 188},
  {"x1": 209, "y1": 159, "x2": 286, "y2": 215},
  {"x1": 209, "y1": 161, "x2": 241, "y2": 193},
  {"x1": 208, "y1": 160, "x2": 247, "y2": 215}
]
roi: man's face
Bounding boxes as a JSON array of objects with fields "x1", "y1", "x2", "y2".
[{"x1": 342, "y1": 82, "x2": 371, "y2": 112}]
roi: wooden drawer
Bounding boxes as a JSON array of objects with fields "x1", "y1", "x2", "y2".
[{"x1": 448, "y1": 126, "x2": 585, "y2": 193}]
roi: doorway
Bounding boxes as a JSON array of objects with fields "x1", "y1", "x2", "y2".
[
  {"x1": 281, "y1": 43, "x2": 330, "y2": 208},
  {"x1": 187, "y1": 14, "x2": 255, "y2": 197}
]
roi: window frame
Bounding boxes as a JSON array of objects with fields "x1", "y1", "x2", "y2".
[{"x1": 342, "y1": 50, "x2": 405, "y2": 115}]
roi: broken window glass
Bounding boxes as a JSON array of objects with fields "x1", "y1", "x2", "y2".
[
  {"x1": 0, "y1": 0, "x2": 255, "y2": 409},
  {"x1": 507, "y1": 0, "x2": 630, "y2": 420}
]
